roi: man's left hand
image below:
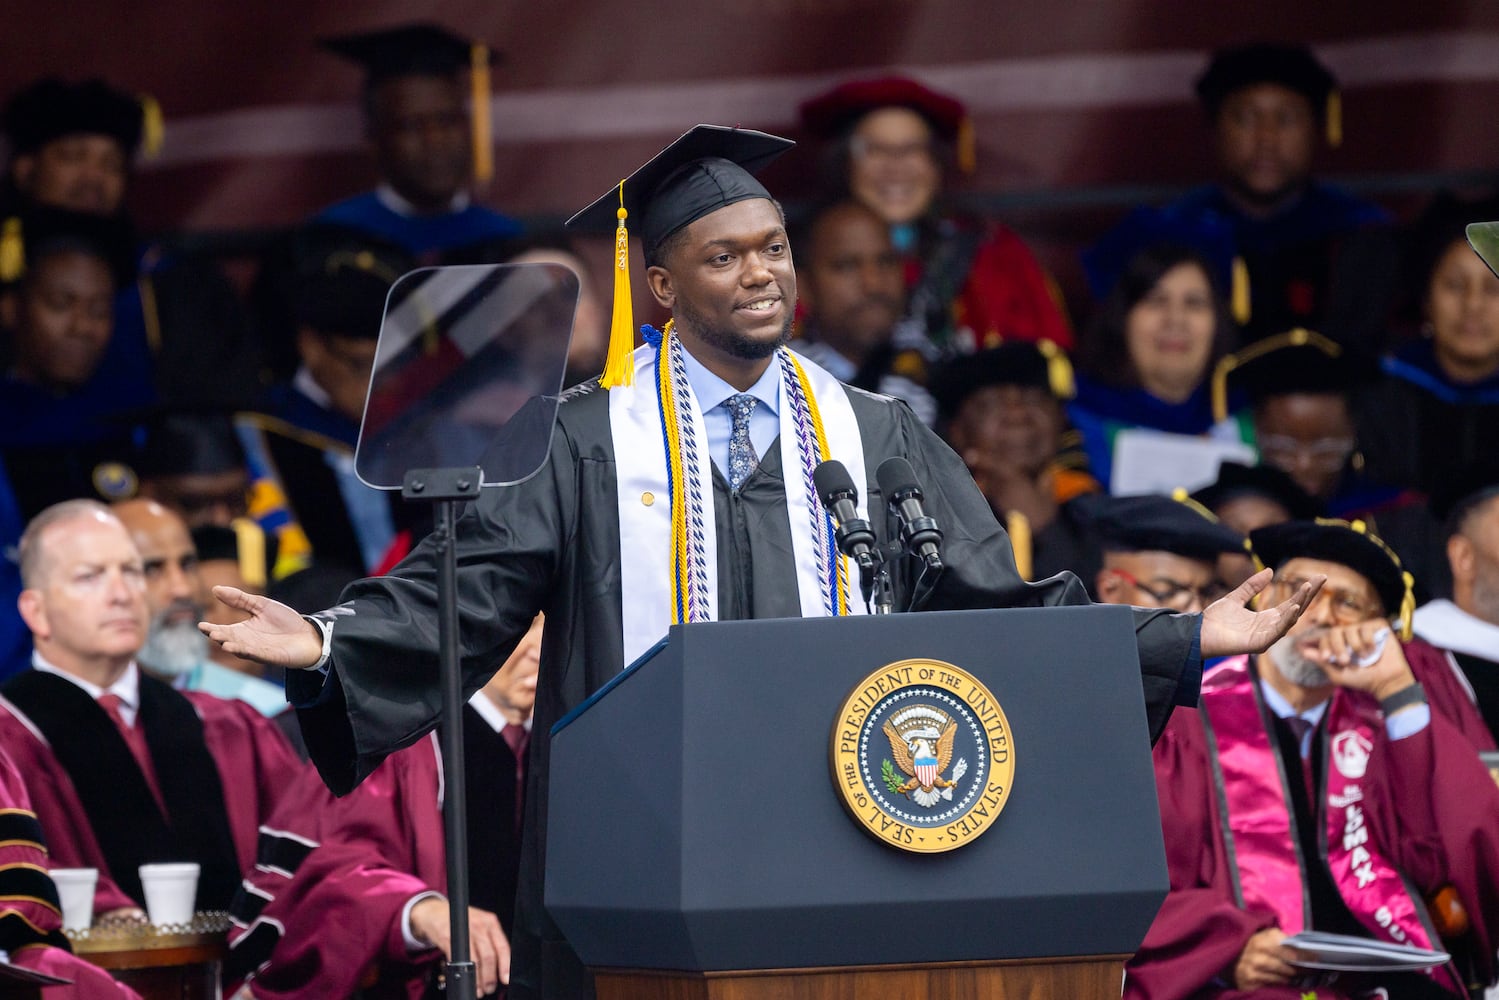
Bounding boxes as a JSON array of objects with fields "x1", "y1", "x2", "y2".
[
  {"x1": 1299, "y1": 619, "x2": 1417, "y2": 702},
  {"x1": 1200, "y1": 568, "x2": 1325, "y2": 659}
]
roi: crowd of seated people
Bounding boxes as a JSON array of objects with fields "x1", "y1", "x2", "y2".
[{"x1": 2, "y1": 26, "x2": 1498, "y2": 1000}]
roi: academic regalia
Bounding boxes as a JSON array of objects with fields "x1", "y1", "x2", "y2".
[
  {"x1": 0, "y1": 670, "x2": 304, "y2": 916},
  {"x1": 0, "y1": 457, "x2": 27, "y2": 682},
  {"x1": 224, "y1": 700, "x2": 526, "y2": 999},
  {"x1": 1126, "y1": 645, "x2": 1499, "y2": 1000},
  {"x1": 313, "y1": 191, "x2": 522, "y2": 264},
  {"x1": 1412, "y1": 599, "x2": 1499, "y2": 748},
  {"x1": 0, "y1": 745, "x2": 144, "y2": 999}
]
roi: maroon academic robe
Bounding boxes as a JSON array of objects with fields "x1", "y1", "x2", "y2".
[
  {"x1": 0, "y1": 746, "x2": 142, "y2": 999},
  {"x1": 1125, "y1": 643, "x2": 1499, "y2": 1000},
  {"x1": 0, "y1": 671, "x2": 304, "y2": 917}
]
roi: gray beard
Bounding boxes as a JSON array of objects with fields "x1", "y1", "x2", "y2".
[
  {"x1": 1267, "y1": 628, "x2": 1330, "y2": 690},
  {"x1": 137, "y1": 617, "x2": 208, "y2": 677}
]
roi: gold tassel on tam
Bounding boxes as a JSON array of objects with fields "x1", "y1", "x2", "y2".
[
  {"x1": 1326, "y1": 90, "x2": 1342, "y2": 148},
  {"x1": 1036, "y1": 338, "x2": 1074, "y2": 399},
  {"x1": 470, "y1": 44, "x2": 493, "y2": 184},
  {"x1": 601, "y1": 181, "x2": 636, "y2": 389},
  {"x1": 956, "y1": 115, "x2": 977, "y2": 174},
  {"x1": 231, "y1": 517, "x2": 268, "y2": 590},
  {"x1": 0, "y1": 218, "x2": 23, "y2": 283},
  {"x1": 139, "y1": 94, "x2": 164, "y2": 159},
  {"x1": 1005, "y1": 510, "x2": 1032, "y2": 581},
  {"x1": 1230, "y1": 256, "x2": 1251, "y2": 327},
  {"x1": 1398, "y1": 572, "x2": 1415, "y2": 641}
]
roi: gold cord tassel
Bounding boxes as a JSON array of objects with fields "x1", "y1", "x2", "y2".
[
  {"x1": 1230, "y1": 256, "x2": 1251, "y2": 327},
  {"x1": 1398, "y1": 572, "x2": 1415, "y2": 641},
  {"x1": 0, "y1": 218, "x2": 23, "y2": 283},
  {"x1": 470, "y1": 44, "x2": 493, "y2": 184},
  {"x1": 1326, "y1": 90, "x2": 1342, "y2": 148},
  {"x1": 231, "y1": 517, "x2": 268, "y2": 590},
  {"x1": 601, "y1": 181, "x2": 635, "y2": 389},
  {"x1": 956, "y1": 116, "x2": 977, "y2": 174},
  {"x1": 1037, "y1": 338, "x2": 1074, "y2": 399},
  {"x1": 139, "y1": 94, "x2": 164, "y2": 159},
  {"x1": 1006, "y1": 510, "x2": 1032, "y2": 581}
]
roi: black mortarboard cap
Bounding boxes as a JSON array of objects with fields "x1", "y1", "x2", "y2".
[
  {"x1": 1195, "y1": 43, "x2": 1337, "y2": 119},
  {"x1": 565, "y1": 125, "x2": 794, "y2": 389},
  {"x1": 1211, "y1": 328, "x2": 1373, "y2": 422},
  {"x1": 1074, "y1": 492, "x2": 1248, "y2": 562},
  {"x1": 1191, "y1": 461, "x2": 1324, "y2": 522},
  {"x1": 191, "y1": 520, "x2": 276, "y2": 590},
  {"x1": 1429, "y1": 462, "x2": 1499, "y2": 533},
  {"x1": 318, "y1": 23, "x2": 495, "y2": 83},
  {"x1": 1250, "y1": 518, "x2": 1413, "y2": 630},
  {"x1": 133, "y1": 410, "x2": 247, "y2": 478},
  {"x1": 2, "y1": 77, "x2": 145, "y2": 155},
  {"x1": 295, "y1": 227, "x2": 412, "y2": 339},
  {"x1": 929, "y1": 341, "x2": 1075, "y2": 420},
  {"x1": 0, "y1": 203, "x2": 137, "y2": 288}
]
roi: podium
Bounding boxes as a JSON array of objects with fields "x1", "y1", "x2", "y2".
[{"x1": 548, "y1": 606, "x2": 1168, "y2": 999}]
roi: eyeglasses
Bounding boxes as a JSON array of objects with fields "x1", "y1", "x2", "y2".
[
  {"x1": 849, "y1": 136, "x2": 937, "y2": 165},
  {"x1": 1271, "y1": 574, "x2": 1380, "y2": 624},
  {"x1": 1110, "y1": 569, "x2": 1226, "y2": 611},
  {"x1": 1257, "y1": 434, "x2": 1355, "y2": 473}
]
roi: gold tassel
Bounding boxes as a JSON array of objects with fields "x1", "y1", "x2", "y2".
[
  {"x1": 1211, "y1": 353, "x2": 1237, "y2": 424},
  {"x1": 1036, "y1": 338, "x2": 1074, "y2": 399},
  {"x1": 1326, "y1": 90, "x2": 1342, "y2": 148},
  {"x1": 0, "y1": 218, "x2": 23, "y2": 283},
  {"x1": 601, "y1": 181, "x2": 635, "y2": 389},
  {"x1": 1006, "y1": 510, "x2": 1032, "y2": 581},
  {"x1": 956, "y1": 115, "x2": 977, "y2": 174},
  {"x1": 1398, "y1": 572, "x2": 1414, "y2": 641},
  {"x1": 139, "y1": 94, "x2": 164, "y2": 159},
  {"x1": 1231, "y1": 256, "x2": 1251, "y2": 327},
  {"x1": 470, "y1": 44, "x2": 493, "y2": 184},
  {"x1": 230, "y1": 517, "x2": 268, "y2": 590}
]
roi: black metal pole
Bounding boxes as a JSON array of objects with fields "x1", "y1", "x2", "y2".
[{"x1": 435, "y1": 495, "x2": 475, "y2": 995}]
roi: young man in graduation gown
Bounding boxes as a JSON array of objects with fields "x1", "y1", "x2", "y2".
[
  {"x1": 1412, "y1": 470, "x2": 1499, "y2": 744},
  {"x1": 223, "y1": 615, "x2": 539, "y2": 999},
  {"x1": 201, "y1": 125, "x2": 1323, "y2": 1000},
  {"x1": 0, "y1": 501, "x2": 304, "y2": 922},
  {"x1": 1128, "y1": 519, "x2": 1499, "y2": 1000}
]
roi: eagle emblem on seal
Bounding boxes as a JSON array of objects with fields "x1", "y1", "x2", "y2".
[{"x1": 882, "y1": 706, "x2": 969, "y2": 808}]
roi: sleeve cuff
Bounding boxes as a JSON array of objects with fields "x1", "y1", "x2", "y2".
[
  {"x1": 1172, "y1": 617, "x2": 1205, "y2": 708},
  {"x1": 400, "y1": 891, "x2": 445, "y2": 953},
  {"x1": 284, "y1": 617, "x2": 336, "y2": 709},
  {"x1": 1385, "y1": 704, "x2": 1431, "y2": 741}
]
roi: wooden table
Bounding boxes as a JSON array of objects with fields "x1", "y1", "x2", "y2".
[{"x1": 70, "y1": 915, "x2": 228, "y2": 1000}]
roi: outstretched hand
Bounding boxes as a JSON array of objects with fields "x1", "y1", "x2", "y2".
[
  {"x1": 198, "y1": 586, "x2": 324, "y2": 670},
  {"x1": 1200, "y1": 568, "x2": 1325, "y2": 659}
]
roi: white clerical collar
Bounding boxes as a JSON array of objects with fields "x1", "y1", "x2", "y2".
[
  {"x1": 1413, "y1": 599, "x2": 1499, "y2": 662},
  {"x1": 375, "y1": 183, "x2": 470, "y2": 218},
  {"x1": 678, "y1": 341, "x2": 782, "y2": 417},
  {"x1": 466, "y1": 690, "x2": 531, "y2": 734},
  {"x1": 31, "y1": 653, "x2": 141, "y2": 722}
]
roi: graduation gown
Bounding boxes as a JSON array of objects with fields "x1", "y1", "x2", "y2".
[
  {"x1": 0, "y1": 672, "x2": 305, "y2": 916},
  {"x1": 0, "y1": 746, "x2": 143, "y2": 999},
  {"x1": 224, "y1": 702, "x2": 526, "y2": 999},
  {"x1": 1412, "y1": 600, "x2": 1499, "y2": 747},
  {"x1": 1126, "y1": 643, "x2": 1499, "y2": 1000},
  {"x1": 289, "y1": 377, "x2": 1201, "y2": 1000},
  {"x1": 313, "y1": 192, "x2": 522, "y2": 263}
]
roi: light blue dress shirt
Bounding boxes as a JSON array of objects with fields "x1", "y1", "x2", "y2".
[
  {"x1": 1259, "y1": 675, "x2": 1429, "y2": 757},
  {"x1": 677, "y1": 347, "x2": 782, "y2": 480}
]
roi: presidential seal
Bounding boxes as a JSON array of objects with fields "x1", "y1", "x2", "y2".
[{"x1": 830, "y1": 658, "x2": 1014, "y2": 853}]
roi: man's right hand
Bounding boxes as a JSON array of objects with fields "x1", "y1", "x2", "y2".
[
  {"x1": 1232, "y1": 927, "x2": 1300, "y2": 990},
  {"x1": 409, "y1": 897, "x2": 510, "y2": 997},
  {"x1": 197, "y1": 586, "x2": 324, "y2": 670}
]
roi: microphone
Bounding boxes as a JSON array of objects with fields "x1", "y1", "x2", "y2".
[
  {"x1": 812, "y1": 461, "x2": 878, "y2": 578},
  {"x1": 876, "y1": 457, "x2": 943, "y2": 571}
]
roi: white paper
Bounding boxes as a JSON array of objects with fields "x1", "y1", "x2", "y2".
[
  {"x1": 1110, "y1": 428, "x2": 1256, "y2": 497},
  {"x1": 1282, "y1": 930, "x2": 1450, "y2": 972}
]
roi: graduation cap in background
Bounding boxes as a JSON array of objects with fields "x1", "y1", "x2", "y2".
[
  {"x1": 319, "y1": 22, "x2": 500, "y2": 183},
  {"x1": 1210, "y1": 327, "x2": 1373, "y2": 423},
  {"x1": 191, "y1": 520, "x2": 277, "y2": 592},
  {"x1": 1073, "y1": 491, "x2": 1248, "y2": 562},
  {"x1": 566, "y1": 124, "x2": 795, "y2": 389},
  {"x1": 928, "y1": 341, "x2": 1075, "y2": 422},
  {"x1": 0, "y1": 202, "x2": 137, "y2": 287},
  {"x1": 131, "y1": 408, "x2": 247, "y2": 479},
  {"x1": 1191, "y1": 461, "x2": 1324, "y2": 523},
  {"x1": 799, "y1": 75, "x2": 976, "y2": 173},
  {"x1": 1250, "y1": 518, "x2": 1415, "y2": 637},
  {"x1": 2, "y1": 76, "x2": 162, "y2": 159},
  {"x1": 1195, "y1": 42, "x2": 1341, "y2": 147},
  {"x1": 294, "y1": 226, "x2": 413, "y2": 339},
  {"x1": 1429, "y1": 462, "x2": 1499, "y2": 535},
  {"x1": 1080, "y1": 207, "x2": 1247, "y2": 323}
]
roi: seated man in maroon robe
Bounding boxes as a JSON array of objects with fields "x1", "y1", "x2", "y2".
[
  {"x1": 1128, "y1": 519, "x2": 1499, "y2": 1000},
  {"x1": 0, "y1": 500, "x2": 304, "y2": 923},
  {"x1": 223, "y1": 614, "x2": 541, "y2": 999}
]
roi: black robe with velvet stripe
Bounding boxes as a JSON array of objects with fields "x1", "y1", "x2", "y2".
[{"x1": 289, "y1": 378, "x2": 1199, "y2": 1000}]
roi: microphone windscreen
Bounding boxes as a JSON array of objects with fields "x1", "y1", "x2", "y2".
[
  {"x1": 812, "y1": 460, "x2": 857, "y2": 503},
  {"x1": 876, "y1": 456, "x2": 920, "y2": 498}
]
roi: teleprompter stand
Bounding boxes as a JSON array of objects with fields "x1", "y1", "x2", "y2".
[
  {"x1": 402, "y1": 466, "x2": 483, "y2": 998},
  {"x1": 547, "y1": 606, "x2": 1171, "y2": 999}
]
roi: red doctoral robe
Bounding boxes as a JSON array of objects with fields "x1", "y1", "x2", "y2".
[
  {"x1": 0, "y1": 672, "x2": 304, "y2": 917},
  {"x1": 1126, "y1": 639, "x2": 1499, "y2": 1000}
]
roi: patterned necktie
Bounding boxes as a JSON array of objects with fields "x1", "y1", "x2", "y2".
[
  {"x1": 98, "y1": 693, "x2": 166, "y2": 813},
  {"x1": 501, "y1": 723, "x2": 529, "y2": 832},
  {"x1": 725, "y1": 394, "x2": 760, "y2": 490}
]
